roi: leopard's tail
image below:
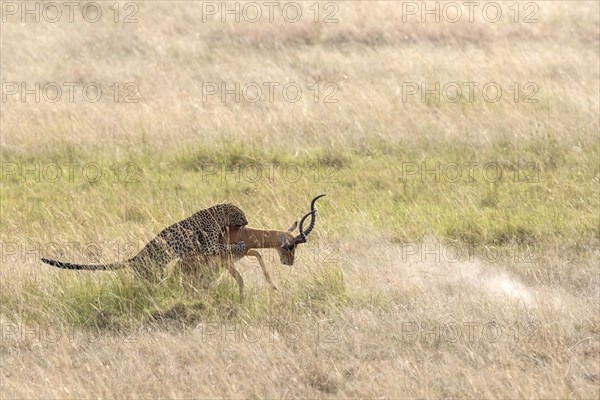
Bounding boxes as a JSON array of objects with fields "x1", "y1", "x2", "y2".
[{"x1": 41, "y1": 258, "x2": 126, "y2": 271}]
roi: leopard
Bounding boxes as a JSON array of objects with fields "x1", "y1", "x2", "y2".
[{"x1": 41, "y1": 203, "x2": 249, "y2": 279}]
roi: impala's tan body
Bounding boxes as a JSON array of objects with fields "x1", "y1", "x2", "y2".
[{"x1": 226, "y1": 226, "x2": 296, "y2": 259}]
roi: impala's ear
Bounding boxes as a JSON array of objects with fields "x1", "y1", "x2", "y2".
[
  {"x1": 288, "y1": 221, "x2": 298, "y2": 232},
  {"x1": 279, "y1": 234, "x2": 286, "y2": 247}
]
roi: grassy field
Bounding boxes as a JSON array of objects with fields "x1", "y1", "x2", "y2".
[{"x1": 1, "y1": 1, "x2": 599, "y2": 398}]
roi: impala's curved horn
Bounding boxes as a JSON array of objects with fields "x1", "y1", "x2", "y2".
[
  {"x1": 300, "y1": 194, "x2": 326, "y2": 236},
  {"x1": 292, "y1": 194, "x2": 326, "y2": 245}
]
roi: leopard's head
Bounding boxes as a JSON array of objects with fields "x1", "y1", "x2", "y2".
[{"x1": 225, "y1": 204, "x2": 248, "y2": 227}]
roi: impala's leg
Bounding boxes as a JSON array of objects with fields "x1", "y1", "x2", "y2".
[
  {"x1": 225, "y1": 260, "x2": 244, "y2": 300},
  {"x1": 246, "y1": 249, "x2": 277, "y2": 290}
]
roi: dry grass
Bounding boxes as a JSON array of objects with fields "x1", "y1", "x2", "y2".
[{"x1": 1, "y1": 1, "x2": 599, "y2": 398}]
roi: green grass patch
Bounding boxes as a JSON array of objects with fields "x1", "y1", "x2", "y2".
[{"x1": 2, "y1": 136, "x2": 597, "y2": 247}]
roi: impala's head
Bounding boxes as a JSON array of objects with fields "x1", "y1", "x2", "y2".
[{"x1": 277, "y1": 194, "x2": 326, "y2": 266}]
